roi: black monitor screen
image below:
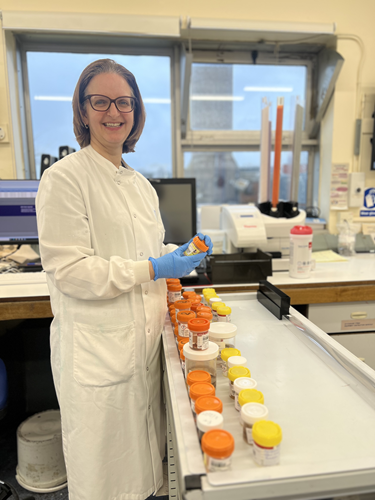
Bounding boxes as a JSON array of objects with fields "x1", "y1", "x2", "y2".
[
  {"x1": 149, "y1": 178, "x2": 196, "y2": 245},
  {"x1": 0, "y1": 180, "x2": 39, "y2": 244}
]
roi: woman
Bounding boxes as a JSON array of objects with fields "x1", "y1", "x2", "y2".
[{"x1": 36, "y1": 59, "x2": 211, "y2": 500}]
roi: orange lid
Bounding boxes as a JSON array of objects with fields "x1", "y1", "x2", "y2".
[
  {"x1": 188, "y1": 318, "x2": 210, "y2": 333},
  {"x1": 196, "y1": 305, "x2": 211, "y2": 314},
  {"x1": 197, "y1": 311, "x2": 213, "y2": 321},
  {"x1": 174, "y1": 300, "x2": 191, "y2": 311},
  {"x1": 180, "y1": 349, "x2": 185, "y2": 361},
  {"x1": 176, "y1": 333, "x2": 187, "y2": 344},
  {"x1": 201, "y1": 429, "x2": 234, "y2": 459},
  {"x1": 190, "y1": 382, "x2": 215, "y2": 401},
  {"x1": 167, "y1": 278, "x2": 180, "y2": 285},
  {"x1": 168, "y1": 283, "x2": 182, "y2": 292},
  {"x1": 190, "y1": 295, "x2": 202, "y2": 303},
  {"x1": 195, "y1": 396, "x2": 223, "y2": 415},
  {"x1": 177, "y1": 311, "x2": 196, "y2": 323},
  {"x1": 183, "y1": 291, "x2": 196, "y2": 300},
  {"x1": 191, "y1": 302, "x2": 202, "y2": 313},
  {"x1": 193, "y1": 235, "x2": 209, "y2": 253},
  {"x1": 178, "y1": 338, "x2": 189, "y2": 351},
  {"x1": 186, "y1": 370, "x2": 211, "y2": 387},
  {"x1": 168, "y1": 304, "x2": 176, "y2": 311},
  {"x1": 174, "y1": 325, "x2": 180, "y2": 337}
]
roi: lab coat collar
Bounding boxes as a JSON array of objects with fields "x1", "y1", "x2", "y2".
[{"x1": 83, "y1": 145, "x2": 135, "y2": 177}]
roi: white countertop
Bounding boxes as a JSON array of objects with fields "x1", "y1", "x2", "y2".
[{"x1": 1, "y1": 254, "x2": 375, "y2": 299}]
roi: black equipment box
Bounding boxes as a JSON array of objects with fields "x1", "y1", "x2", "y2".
[{"x1": 205, "y1": 250, "x2": 272, "y2": 284}]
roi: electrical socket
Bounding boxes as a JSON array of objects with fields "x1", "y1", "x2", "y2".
[
  {"x1": 0, "y1": 125, "x2": 9, "y2": 143},
  {"x1": 349, "y1": 172, "x2": 365, "y2": 207}
]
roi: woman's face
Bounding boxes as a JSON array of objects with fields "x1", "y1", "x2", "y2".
[{"x1": 83, "y1": 72, "x2": 134, "y2": 154}]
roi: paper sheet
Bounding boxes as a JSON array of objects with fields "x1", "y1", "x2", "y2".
[{"x1": 312, "y1": 250, "x2": 348, "y2": 262}]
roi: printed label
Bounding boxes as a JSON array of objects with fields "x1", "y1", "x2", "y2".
[
  {"x1": 234, "y1": 394, "x2": 240, "y2": 412},
  {"x1": 181, "y1": 360, "x2": 185, "y2": 373},
  {"x1": 341, "y1": 319, "x2": 375, "y2": 331},
  {"x1": 212, "y1": 311, "x2": 218, "y2": 322},
  {"x1": 169, "y1": 291, "x2": 181, "y2": 303},
  {"x1": 197, "y1": 333, "x2": 209, "y2": 350},
  {"x1": 204, "y1": 454, "x2": 231, "y2": 472},
  {"x1": 178, "y1": 322, "x2": 189, "y2": 337},
  {"x1": 191, "y1": 399, "x2": 195, "y2": 412},
  {"x1": 222, "y1": 360, "x2": 228, "y2": 376},
  {"x1": 253, "y1": 443, "x2": 280, "y2": 466},
  {"x1": 229, "y1": 380, "x2": 234, "y2": 397},
  {"x1": 245, "y1": 427, "x2": 254, "y2": 445}
]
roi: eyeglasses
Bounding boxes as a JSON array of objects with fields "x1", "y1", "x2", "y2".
[{"x1": 83, "y1": 94, "x2": 136, "y2": 113}]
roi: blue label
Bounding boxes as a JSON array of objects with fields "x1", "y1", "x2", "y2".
[{"x1": 0, "y1": 205, "x2": 36, "y2": 216}]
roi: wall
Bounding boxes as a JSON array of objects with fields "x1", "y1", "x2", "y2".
[{"x1": 1, "y1": 0, "x2": 375, "y2": 229}]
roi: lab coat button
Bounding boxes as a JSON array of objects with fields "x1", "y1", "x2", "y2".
[
  {"x1": 117, "y1": 181, "x2": 121, "y2": 185},
  {"x1": 146, "y1": 367, "x2": 149, "y2": 371},
  {"x1": 140, "y1": 252, "x2": 143, "y2": 256},
  {"x1": 145, "y1": 290, "x2": 148, "y2": 295},
  {"x1": 148, "y1": 329, "x2": 150, "y2": 333},
  {"x1": 148, "y1": 405, "x2": 151, "y2": 410},
  {"x1": 133, "y1": 214, "x2": 137, "y2": 218}
]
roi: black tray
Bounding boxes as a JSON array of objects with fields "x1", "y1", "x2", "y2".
[{"x1": 205, "y1": 250, "x2": 272, "y2": 284}]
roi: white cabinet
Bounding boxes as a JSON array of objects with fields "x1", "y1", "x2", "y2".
[
  {"x1": 309, "y1": 301, "x2": 375, "y2": 333},
  {"x1": 331, "y1": 333, "x2": 375, "y2": 370}
]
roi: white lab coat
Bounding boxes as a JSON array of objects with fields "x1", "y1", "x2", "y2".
[{"x1": 36, "y1": 145, "x2": 176, "y2": 500}]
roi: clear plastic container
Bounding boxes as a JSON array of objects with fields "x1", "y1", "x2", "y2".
[
  {"x1": 195, "y1": 396, "x2": 223, "y2": 416},
  {"x1": 184, "y1": 342, "x2": 219, "y2": 387},
  {"x1": 252, "y1": 420, "x2": 282, "y2": 466},
  {"x1": 220, "y1": 348, "x2": 241, "y2": 377},
  {"x1": 241, "y1": 403, "x2": 269, "y2": 445},
  {"x1": 188, "y1": 318, "x2": 210, "y2": 351},
  {"x1": 209, "y1": 297, "x2": 222, "y2": 310},
  {"x1": 209, "y1": 323, "x2": 237, "y2": 361},
  {"x1": 233, "y1": 377, "x2": 257, "y2": 412},
  {"x1": 189, "y1": 382, "x2": 215, "y2": 416},
  {"x1": 211, "y1": 301, "x2": 225, "y2": 322},
  {"x1": 228, "y1": 366, "x2": 251, "y2": 399},
  {"x1": 177, "y1": 310, "x2": 196, "y2": 338},
  {"x1": 167, "y1": 283, "x2": 182, "y2": 304},
  {"x1": 197, "y1": 310, "x2": 213, "y2": 323},
  {"x1": 180, "y1": 349, "x2": 186, "y2": 375},
  {"x1": 197, "y1": 411, "x2": 224, "y2": 443},
  {"x1": 183, "y1": 235, "x2": 209, "y2": 256},
  {"x1": 174, "y1": 299, "x2": 192, "y2": 316},
  {"x1": 217, "y1": 305, "x2": 232, "y2": 323},
  {"x1": 202, "y1": 430, "x2": 235, "y2": 472},
  {"x1": 186, "y1": 370, "x2": 211, "y2": 395}
]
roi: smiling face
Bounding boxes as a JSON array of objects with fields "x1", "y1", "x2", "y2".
[{"x1": 83, "y1": 72, "x2": 134, "y2": 159}]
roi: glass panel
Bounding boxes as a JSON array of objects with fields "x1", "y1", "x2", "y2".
[
  {"x1": 184, "y1": 151, "x2": 308, "y2": 206},
  {"x1": 27, "y1": 52, "x2": 172, "y2": 178},
  {"x1": 190, "y1": 63, "x2": 306, "y2": 131}
]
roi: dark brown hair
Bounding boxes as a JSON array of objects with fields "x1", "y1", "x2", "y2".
[{"x1": 72, "y1": 59, "x2": 146, "y2": 153}]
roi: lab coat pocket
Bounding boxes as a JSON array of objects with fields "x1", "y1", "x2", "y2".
[{"x1": 73, "y1": 321, "x2": 135, "y2": 387}]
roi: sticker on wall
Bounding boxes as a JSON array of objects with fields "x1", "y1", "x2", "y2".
[
  {"x1": 330, "y1": 163, "x2": 349, "y2": 210},
  {"x1": 360, "y1": 188, "x2": 375, "y2": 217}
]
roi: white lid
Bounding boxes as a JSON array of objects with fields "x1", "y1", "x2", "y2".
[
  {"x1": 183, "y1": 341, "x2": 219, "y2": 361},
  {"x1": 241, "y1": 403, "x2": 269, "y2": 425},
  {"x1": 209, "y1": 297, "x2": 222, "y2": 304},
  {"x1": 209, "y1": 322, "x2": 237, "y2": 339},
  {"x1": 17, "y1": 410, "x2": 62, "y2": 442},
  {"x1": 228, "y1": 355, "x2": 247, "y2": 368},
  {"x1": 196, "y1": 411, "x2": 224, "y2": 433},
  {"x1": 233, "y1": 377, "x2": 257, "y2": 394}
]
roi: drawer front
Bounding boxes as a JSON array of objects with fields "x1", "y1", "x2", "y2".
[
  {"x1": 331, "y1": 333, "x2": 375, "y2": 370},
  {"x1": 309, "y1": 301, "x2": 375, "y2": 333}
]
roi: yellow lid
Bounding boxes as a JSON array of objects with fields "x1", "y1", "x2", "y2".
[
  {"x1": 212, "y1": 302, "x2": 225, "y2": 312},
  {"x1": 203, "y1": 289, "x2": 217, "y2": 298},
  {"x1": 217, "y1": 306, "x2": 232, "y2": 315},
  {"x1": 202, "y1": 288, "x2": 215, "y2": 294},
  {"x1": 238, "y1": 389, "x2": 264, "y2": 407},
  {"x1": 228, "y1": 366, "x2": 251, "y2": 382},
  {"x1": 252, "y1": 420, "x2": 282, "y2": 448},
  {"x1": 221, "y1": 348, "x2": 241, "y2": 362}
]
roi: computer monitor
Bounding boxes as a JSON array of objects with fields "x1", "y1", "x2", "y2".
[
  {"x1": 0, "y1": 180, "x2": 39, "y2": 245},
  {"x1": 149, "y1": 178, "x2": 196, "y2": 245}
]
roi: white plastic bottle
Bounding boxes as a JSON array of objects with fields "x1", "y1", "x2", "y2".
[{"x1": 289, "y1": 225, "x2": 313, "y2": 279}]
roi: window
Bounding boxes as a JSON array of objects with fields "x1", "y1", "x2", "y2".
[
  {"x1": 26, "y1": 51, "x2": 172, "y2": 179},
  {"x1": 181, "y1": 52, "x2": 316, "y2": 211}
]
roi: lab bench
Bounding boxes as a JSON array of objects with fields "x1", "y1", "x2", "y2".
[{"x1": 161, "y1": 292, "x2": 375, "y2": 500}]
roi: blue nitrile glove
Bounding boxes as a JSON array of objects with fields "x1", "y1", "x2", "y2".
[
  {"x1": 196, "y1": 232, "x2": 213, "y2": 255},
  {"x1": 149, "y1": 244, "x2": 206, "y2": 281}
]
